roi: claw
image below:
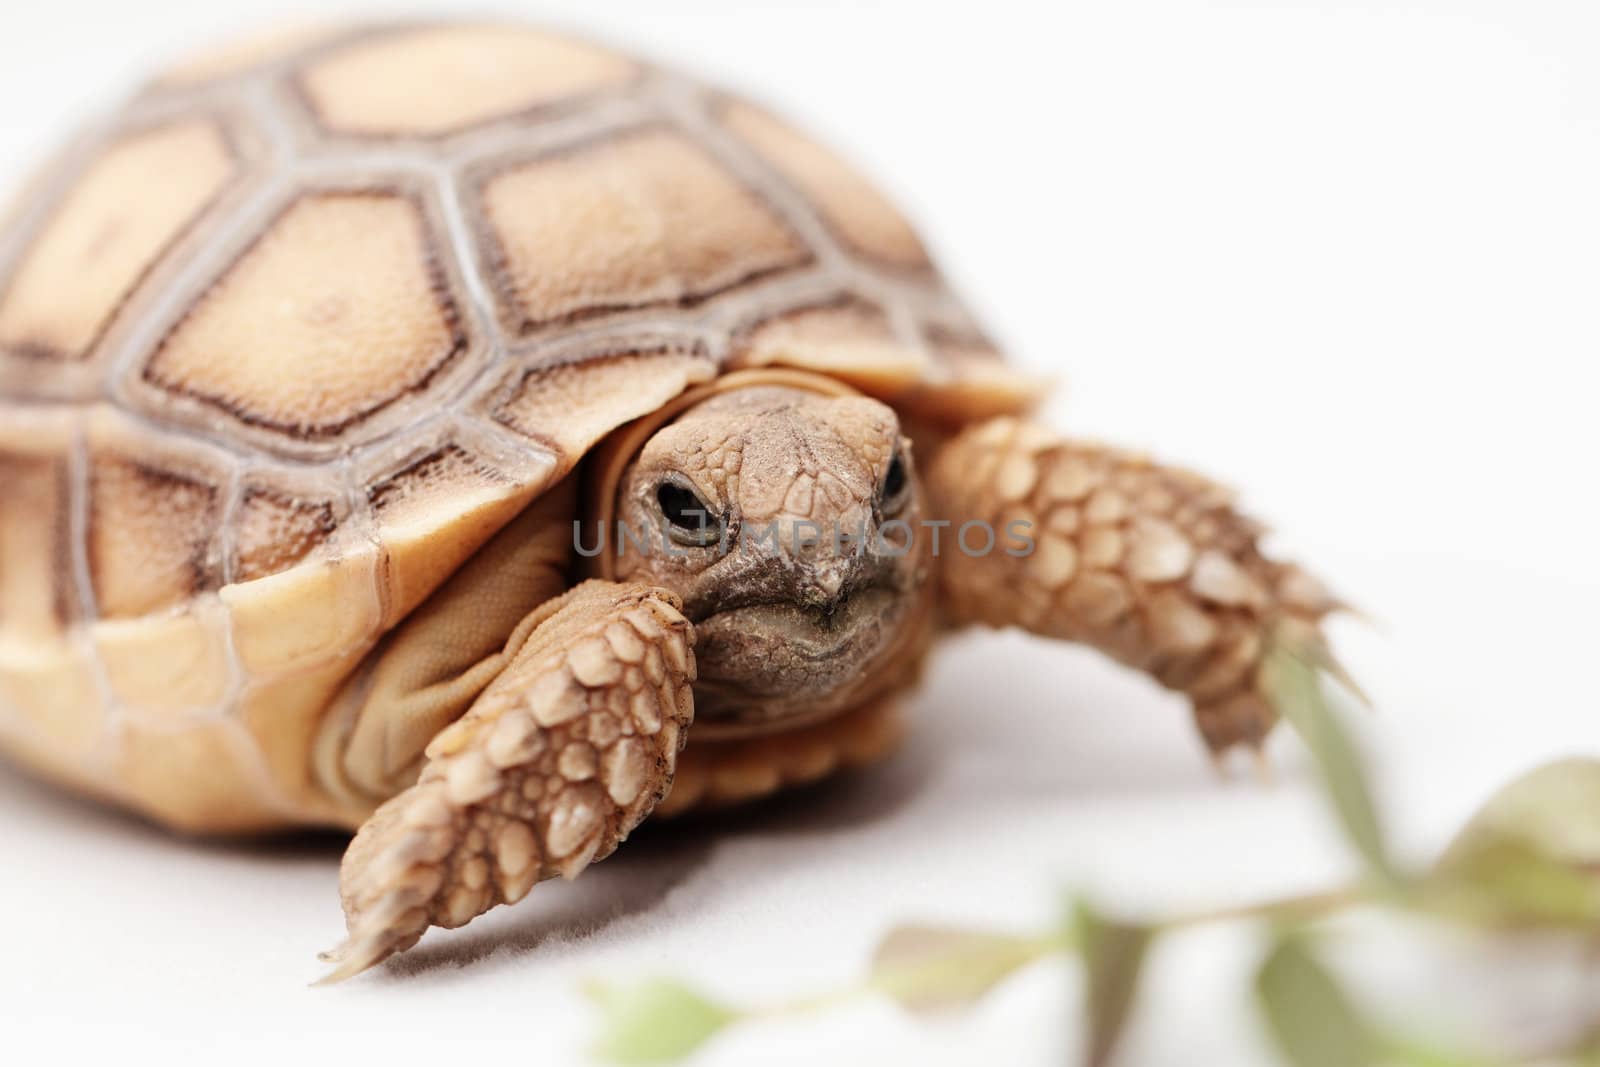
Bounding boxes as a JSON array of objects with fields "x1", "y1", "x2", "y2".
[
  {"x1": 1271, "y1": 620, "x2": 1373, "y2": 711},
  {"x1": 313, "y1": 898, "x2": 430, "y2": 984},
  {"x1": 314, "y1": 918, "x2": 422, "y2": 984},
  {"x1": 313, "y1": 946, "x2": 380, "y2": 986}
]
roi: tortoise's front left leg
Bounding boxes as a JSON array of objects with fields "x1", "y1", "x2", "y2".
[
  {"x1": 927, "y1": 417, "x2": 1341, "y2": 758},
  {"x1": 318, "y1": 581, "x2": 694, "y2": 982}
]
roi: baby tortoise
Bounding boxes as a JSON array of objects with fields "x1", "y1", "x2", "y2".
[{"x1": 0, "y1": 20, "x2": 1341, "y2": 980}]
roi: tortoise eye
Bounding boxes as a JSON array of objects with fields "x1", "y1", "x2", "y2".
[
  {"x1": 880, "y1": 450, "x2": 910, "y2": 514},
  {"x1": 656, "y1": 481, "x2": 721, "y2": 545}
]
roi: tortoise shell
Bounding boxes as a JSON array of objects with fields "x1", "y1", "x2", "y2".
[{"x1": 0, "y1": 20, "x2": 1038, "y2": 832}]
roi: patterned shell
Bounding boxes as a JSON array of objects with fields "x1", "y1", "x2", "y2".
[{"x1": 0, "y1": 21, "x2": 1037, "y2": 831}]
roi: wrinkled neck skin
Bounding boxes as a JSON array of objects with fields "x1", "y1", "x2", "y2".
[{"x1": 605, "y1": 385, "x2": 936, "y2": 736}]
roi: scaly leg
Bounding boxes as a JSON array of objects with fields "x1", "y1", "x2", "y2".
[
  {"x1": 928, "y1": 417, "x2": 1341, "y2": 757},
  {"x1": 318, "y1": 581, "x2": 695, "y2": 982}
]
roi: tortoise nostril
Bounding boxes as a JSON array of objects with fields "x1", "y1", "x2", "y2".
[
  {"x1": 814, "y1": 571, "x2": 844, "y2": 600},
  {"x1": 799, "y1": 558, "x2": 876, "y2": 616},
  {"x1": 801, "y1": 586, "x2": 850, "y2": 622}
]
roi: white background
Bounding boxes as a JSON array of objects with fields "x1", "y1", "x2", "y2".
[{"x1": 2, "y1": 1, "x2": 1598, "y2": 1064}]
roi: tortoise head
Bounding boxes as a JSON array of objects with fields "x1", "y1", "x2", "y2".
[{"x1": 602, "y1": 377, "x2": 936, "y2": 733}]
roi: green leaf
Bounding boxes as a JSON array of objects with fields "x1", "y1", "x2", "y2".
[
  {"x1": 1073, "y1": 899, "x2": 1155, "y2": 1067},
  {"x1": 1428, "y1": 759, "x2": 1600, "y2": 930},
  {"x1": 1255, "y1": 935, "x2": 1379, "y2": 1067},
  {"x1": 1379, "y1": 1034, "x2": 1506, "y2": 1067},
  {"x1": 586, "y1": 979, "x2": 737, "y2": 1065},
  {"x1": 1440, "y1": 758, "x2": 1600, "y2": 872},
  {"x1": 1264, "y1": 624, "x2": 1397, "y2": 887},
  {"x1": 1429, "y1": 830, "x2": 1600, "y2": 930},
  {"x1": 868, "y1": 924, "x2": 1052, "y2": 1015},
  {"x1": 1574, "y1": 1030, "x2": 1600, "y2": 1066}
]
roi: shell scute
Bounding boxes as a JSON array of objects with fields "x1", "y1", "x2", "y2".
[
  {"x1": 85, "y1": 422, "x2": 226, "y2": 622},
  {"x1": 142, "y1": 191, "x2": 467, "y2": 441},
  {"x1": 482, "y1": 345, "x2": 716, "y2": 479},
  {"x1": 718, "y1": 101, "x2": 931, "y2": 272},
  {"x1": 0, "y1": 638, "x2": 107, "y2": 784},
  {"x1": 297, "y1": 24, "x2": 639, "y2": 139},
  {"x1": 0, "y1": 118, "x2": 241, "y2": 365},
  {"x1": 232, "y1": 483, "x2": 341, "y2": 584},
  {"x1": 95, "y1": 606, "x2": 232, "y2": 720},
  {"x1": 222, "y1": 547, "x2": 383, "y2": 678},
  {"x1": 115, "y1": 718, "x2": 286, "y2": 833},
  {"x1": 729, "y1": 296, "x2": 927, "y2": 396},
  {"x1": 153, "y1": 23, "x2": 343, "y2": 90},
  {"x1": 474, "y1": 125, "x2": 813, "y2": 335},
  {"x1": 0, "y1": 430, "x2": 75, "y2": 640},
  {"x1": 363, "y1": 439, "x2": 548, "y2": 622}
]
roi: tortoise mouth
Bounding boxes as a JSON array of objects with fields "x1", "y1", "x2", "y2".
[
  {"x1": 703, "y1": 586, "x2": 893, "y2": 658},
  {"x1": 688, "y1": 587, "x2": 905, "y2": 733}
]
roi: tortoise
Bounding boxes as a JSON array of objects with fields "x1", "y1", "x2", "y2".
[{"x1": 0, "y1": 19, "x2": 1341, "y2": 981}]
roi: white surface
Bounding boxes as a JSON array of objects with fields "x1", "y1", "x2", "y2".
[{"x1": 2, "y1": 1, "x2": 1599, "y2": 1063}]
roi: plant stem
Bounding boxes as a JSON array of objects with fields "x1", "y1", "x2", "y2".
[{"x1": 1161, "y1": 884, "x2": 1374, "y2": 931}]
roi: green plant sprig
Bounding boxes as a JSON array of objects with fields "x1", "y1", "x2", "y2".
[{"x1": 586, "y1": 625, "x2": 1600, "y2": 1066}]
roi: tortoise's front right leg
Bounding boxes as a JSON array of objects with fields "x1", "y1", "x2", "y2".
[
  {"x1": 928, "y1": 417, "x2": 1343, "y2": 759},
  {"x1": 318, "y1": 581, "x2": 695, "y2": 983}
]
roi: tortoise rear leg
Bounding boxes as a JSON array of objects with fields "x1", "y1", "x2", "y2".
[
  {"x1": 318, "y1": 581, "x2": 695, "y2": 982},
  {"x1": 927, "y1": 417, "x2": 1343, "y2": 759}
]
